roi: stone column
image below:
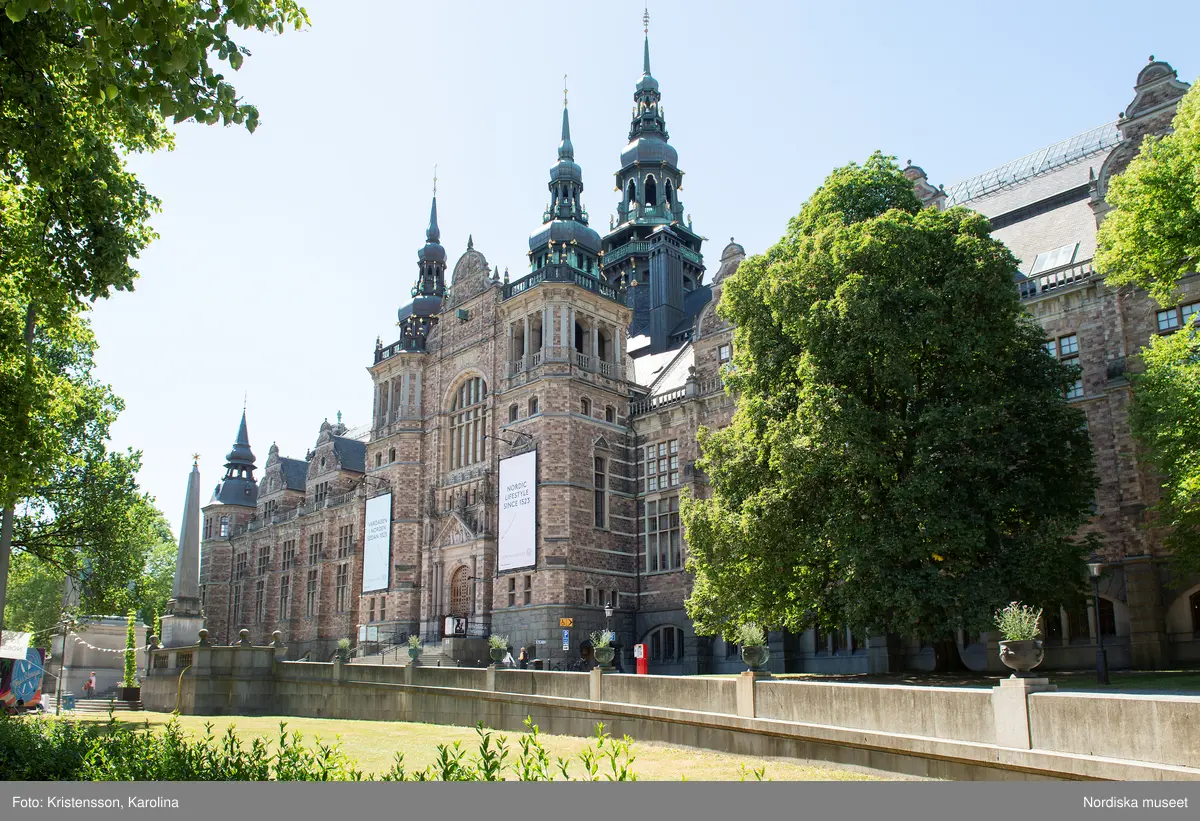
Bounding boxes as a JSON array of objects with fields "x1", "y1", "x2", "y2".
[
  {"x1": 523, "y1": 316, "x2": 530, "y2": 361},
  {"x1": 161, "y1": 460, "x2": 206, "y2": 648},
  {"x1": 592, "y1": 323, "x2": 599, "y2": 360}
]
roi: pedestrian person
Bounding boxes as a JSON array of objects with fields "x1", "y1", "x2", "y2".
[{"x1": 518, "y1": 647, "x2": 529, "y2": 669}]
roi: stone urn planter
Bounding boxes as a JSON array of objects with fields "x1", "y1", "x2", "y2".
[
  {"x1": 408, "y1": 646, "x2": 422, "y2": 662},
  {"x1": 489, "y1": 647, "x2": 507, "y2": 664},
  {"x1": 117, "y1": 686, "x2": 141, "y2": 702},
  {"x1": 593, "y1": 646, "x2": 616, "y2": 667},
  {"x1": 998, "y1": 639, "x2": 1045, "y2": 677},
  {"x1": 740, "y1": 645, "x2": 770, "y2": 672}
]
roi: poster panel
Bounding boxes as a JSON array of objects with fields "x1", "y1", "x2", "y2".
[
  {"x1": 498, "y1": 450, "x2": 537, "y2": 572},
  {"x1": 362, "y1": 493, "x2": 392, "y2": 593}
]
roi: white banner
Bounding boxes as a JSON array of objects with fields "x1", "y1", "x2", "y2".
[
  {"x1": 1, "y1": 630, "x2": 31, "y2": 660},
  {"x1": 498, "y1": 450, "x2": 537, "y2": 572},
  {"x1": 362, "y1": 493, "x2": 392, "y2": 593}
]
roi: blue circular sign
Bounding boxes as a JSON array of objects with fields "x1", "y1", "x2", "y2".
[{"x1": 10, "y1": 648, "x2": 43, "y2": 702}]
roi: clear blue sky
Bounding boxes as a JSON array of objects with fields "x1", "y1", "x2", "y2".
[{"x1": 89, "y1": 0, "x2": 1199, "y2": 536}]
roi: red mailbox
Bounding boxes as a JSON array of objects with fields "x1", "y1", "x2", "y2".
[{"x1": 634, "y1": 643, "x2": 648, "y2": 675}]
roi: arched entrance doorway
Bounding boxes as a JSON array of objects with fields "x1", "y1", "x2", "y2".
[{"x1": 449, "y1": 566, "x2": 471, "y2": 616}]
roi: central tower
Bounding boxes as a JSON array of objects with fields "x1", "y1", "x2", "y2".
[{"x1": 600, "y1": 11, "x2": 705, "y2": 353}]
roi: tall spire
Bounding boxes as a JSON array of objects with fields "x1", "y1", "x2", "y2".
[
  {"x1": 643, "y1": 6, "x2": 651, "y2": 76},
  {"x1": 559, "y1": 74, "x2": 574, "y2": 161},
  {"x1": 173, "y1": 460, "x2": 202, "y2": 600},
  {"x1": 427, "y1": 166, "x2": 440, "y2": 242}
]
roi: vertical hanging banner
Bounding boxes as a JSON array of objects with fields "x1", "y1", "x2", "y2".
[
  {"x1": 362, "y1": 493, "x2": 392, "y2": 593},
  {"x1": 498, "y1": 450, "x2": 537, "y2": 572}
]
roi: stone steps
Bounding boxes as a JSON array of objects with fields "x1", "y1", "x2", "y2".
[{"x1": 45, "y1": 696, "x2": 144, "y2": 714}]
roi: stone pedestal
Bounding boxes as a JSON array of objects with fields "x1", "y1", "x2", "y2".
[
  {"x1": 160, "y1": 597, "x2": 205, "y2": 650},
  {"x1": 736, "y1": 670, "x2": 770, "y2": 718},
  {"x1": 991, "y1": 677, "x2": 1057, "y2": 750}
]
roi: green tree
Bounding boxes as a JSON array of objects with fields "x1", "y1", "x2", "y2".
[
  {"x1": 683, "y1": 154, "x2": 1098, "y2": 666},
  {"x1": 134, "y1": 515, "x2": 176, "y2": 629},
  {"x1": 1, "y1": 552, "x2": 65, "y2": 647},
  {"x1": 1129, "y1": 326, "x2": 1200, "y2": 574},
  {"x1": 0, "y1": 1, "x2": 308, "y2": 626},
  {"x1": 1095, "y1": 79, "x2": 1200, "y2": 306}
]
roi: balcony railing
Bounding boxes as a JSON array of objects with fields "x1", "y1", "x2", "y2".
[
  {"x1": 629, "y1": 377, "x2": 728, "y2": 417},
  {"x1": 502, "y1": 264, "x2": 622, "y2": 304},
  {"x1": 1017, "y1": 258, "x2": 1095, "y2": 300},
  {"x1": 504, "y1": 348, "x2": 625, "y2": 384}
]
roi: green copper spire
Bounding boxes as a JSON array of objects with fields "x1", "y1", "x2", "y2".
[
  {"x1": 643, "y1": 34, "x2": 651, "y2": 76},
  {"x1": 559, "y1": 76, "x2": 574, "y2": 161}
]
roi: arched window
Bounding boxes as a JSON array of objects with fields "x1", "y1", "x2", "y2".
[
  {"x1": 574, "y1": 321, "x2": 585, "y2": 353},
  {"x1": 529, "y1": 395, "x2": 539, "y2": 416},
  {"x1": 644, "y1": 175, "x2": 657, "y2": 206},
  {"x1": 664, "y1": 179, "x2": 674, "y2": 208},
  {"x1": 449, "y1": 566, "x2": 471, "y2": 616},
  {"x1": 605, "y1": 406, "x2": 615, "y2": 424},
  {"x1": 374, "y1": 453, "x2": 382, "y2": 468},
  {"x1": 388, "y1": 447, "x2": 396, "y2": 463},
  {"x1": 580, "y1": 397, "x2": 591, "y2": 417},
  {"x1": 449, "y1": 377, "x2": 488, "y2": 470},
  {"x1": 1191, "y1": 591, "x2": 1200, "y2": 634},
  {"x1": 626, "y1": 179, "x2": 636, "y2": 207},
  {"x1": 509, "y1": 404, "x2": 519, "y2": 423},
  {"x1": 645, "y1": 626, "x2": 685, "y2": 664}
]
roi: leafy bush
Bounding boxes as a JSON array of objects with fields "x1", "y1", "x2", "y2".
[
  {"x1": 0, "y1": 714, "x2": 663, "y2": 782},
  {"x1": 993, "y1": 602, "x2": 1042, "y2": 641},
  {"x1": 407, "y1": 634, "x2": 422, "y2": 650},
  {"x1": 589, "y1": 630, "x2": 613, "y2": 648},
  {"x1": 487, "y1": 634, "x2": 509, "y2": 651},
  {"x1": 733, "y1": 623, "x2": 766, "y2": 648}
]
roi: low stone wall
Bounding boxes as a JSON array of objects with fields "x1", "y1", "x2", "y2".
[
  {"x1": 755, "y1": 681, "x2": 996, "y2": 745},
  {"x1": 142, "y1": 645, "x2": 1200, "y2": 781},
  {"x1": 1029, "y1": 691, "x2": 1200, "y2": 770}
]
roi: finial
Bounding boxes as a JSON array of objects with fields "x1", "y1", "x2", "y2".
[
  {"x1": 563, "y1": 73, "x2": 568, "y2": 108},
  {"x1": 643, "y1": 5, "x2": 649, "y2": 35},
  {"x1": 337, "y1": 410, "x2": 342, "y2": 425},
  {"x1": 1149, "y1": 55, "x2": 1155, "y2": 62},
  {"x1": 191, "y1": 452, "x2": 200, "y2": 465},
  {"x1": 503, "y1": 267, "x2": 510, "y2": 284},
  {"x1": 468, "y1": 234, "x2": 474, "y2": 250},
  {"x1": 243, "y1": 391, "x2": 247, "y2": 410},
  {"x1": 730, "y1": 236, "x2": 735, "y2": 243},
  {"x1": 433, "y1": 164, "x2": 437, "y2": 197}
]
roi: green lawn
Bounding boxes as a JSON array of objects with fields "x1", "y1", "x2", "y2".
[{"x1": 74, "y1": 712, "x2": 911, "y2": 781}]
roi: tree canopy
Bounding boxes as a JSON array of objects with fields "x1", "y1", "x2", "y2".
[
  {"x1": 682, "y1": 153, "x2": 1098, "y2": 646},
  {"x1": 0, "y1": 1, "x2": 306, "y2": 626},
  {"x1": 1095, "y1": 79, "x2": 1200, "y2": 306}
]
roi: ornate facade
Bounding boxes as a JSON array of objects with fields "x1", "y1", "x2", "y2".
[{"x1": 196, "y1": 42, "x2": 1200, "y2": 672}]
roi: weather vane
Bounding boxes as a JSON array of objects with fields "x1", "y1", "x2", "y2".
[
  {"x1": 191, "y1": 452, "x2": 200, "y2": 464},
  {"x1": 563, "y1": 74, "x2": 568, "y2": 107},
  {"x1": 643, "y1": 5, "x2": 649, "y2": 35}
]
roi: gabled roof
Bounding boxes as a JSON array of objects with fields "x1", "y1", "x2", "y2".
[
  {"x1": 280, "y1": 458, "x2": 309, "y2": 491},
  {"x1": 332, "y1": 436, "x2": 366, "y2": 473}
]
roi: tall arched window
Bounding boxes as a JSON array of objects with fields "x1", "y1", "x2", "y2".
[
  {"x1": 644, "y1": 175, "x2": 657, "y2": 206},
  {"x1": 645, "y1": 626, "x2": 685, "y2": 664},
  {"x1": 449, "y1": 377, "x2": 488, "y2": 470},
  {"x1": 450, "y1": 566, "x2": 471, "y2": 616},
  {"x1": 626, "y1": 179, "x2": 636, "y2": 207},
  {"x1": 664, "y1": 179, "x2": 674, "y2": 208}
]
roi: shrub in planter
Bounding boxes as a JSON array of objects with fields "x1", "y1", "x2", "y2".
[
  {"x1": 336, "y1": 638, "x2": 352, "y2": 663},
  {"x1": 407, "y1": 634, "x2": 422, "y2": 661},
  {"x1": 994, "y1": 602, "x2": 1045, "y2": 676},
  {"x1": 734, "y1": 623, "x2": 769, "y2": 672},
  {"x1": 487, "y1": 634, "x2": 508, "y2": 664},
  {"x1": 589, "y1": 631, "x2": 616, "y2": 667}
]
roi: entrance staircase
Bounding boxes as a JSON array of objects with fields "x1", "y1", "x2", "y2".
[
  {"x1": 45, "y1": 695, "x2": 144, "y2": 715},
  {"x1": 351, "y1": 645, "x2": 460, "y2": 667}
]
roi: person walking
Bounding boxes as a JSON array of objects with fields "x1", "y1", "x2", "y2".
[
  {"x1": 518, "y1": 647, "x2": 529, "y2": 670},
  {"x1": 83, "y1": 672, "x2": 96, "y2": 698}
]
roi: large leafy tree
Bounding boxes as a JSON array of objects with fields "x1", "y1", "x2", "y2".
[
  {"x1": 1129, "y1": 327, "x2": 1200, "y2": 575},
  {"x1": 1095, "y1": 79, "x2": 1199, "y2": 306},
  {"x1": 0, "y1": 1, "x2": 307, "y2": 626},
  {"x1": 683, "y1": 154, "x2": 1098, "y2": 662}
]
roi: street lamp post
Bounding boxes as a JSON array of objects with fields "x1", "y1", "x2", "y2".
[{"x1": 1087, "y1": 557, "x2": 1109, "y2": 686}]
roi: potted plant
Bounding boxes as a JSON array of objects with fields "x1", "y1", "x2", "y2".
[
  {"x1": 407, "y1": 634, "x2": 422, "y2": 662},
  {"x1": 487, "y1": 634, "x2": 509, "y2": 665},
  {"x1": 735, "y1": 623, "x2": 770, "y2": 672},
  {"x1": 118, "y1": 610, "x2": 141, "y2": 701},
  {"x1": 994, "y1": 602, "x2": 1045, "y2": 677},
  {"x1": 590, "y1": 630, "x2": 616, "y2": 668},
  {"x1": 336, "y1": 637, "x2": 352, "y2": 663}
]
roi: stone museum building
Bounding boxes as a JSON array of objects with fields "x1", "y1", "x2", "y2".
[{"x1": 193, "y1": 30, "x2": 1200, "y2": 674}]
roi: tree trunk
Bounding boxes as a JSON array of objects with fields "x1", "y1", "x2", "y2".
[
  {"x1": 0, "y1": 507, "x2": 12, "y2": 633},
  {"x1": 932, "y1": 637, "x2": 967, "y2": 674}
]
